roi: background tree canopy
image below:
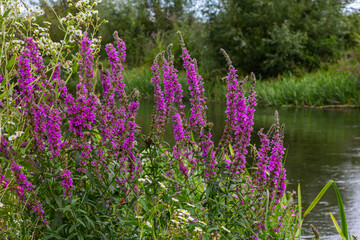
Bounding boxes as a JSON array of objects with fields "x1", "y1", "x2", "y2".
[{"x1": 32, "y1": 0, "x2": 358, "y2": 78}]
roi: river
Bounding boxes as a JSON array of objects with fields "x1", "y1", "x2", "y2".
[{"x1": 137, "y1": 101, "x2": 360, "y2": 239}]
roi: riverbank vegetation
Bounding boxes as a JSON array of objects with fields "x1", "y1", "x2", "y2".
[
  {"x1": 0, "y1": 0, "x2": 359, "y2": 239},
  {"x1": 120, "y1": 65, "x2": 360, "y2": 106}
]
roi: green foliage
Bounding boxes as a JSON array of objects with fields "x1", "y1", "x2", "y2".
[
  {"x1": 255, "y1": 68, "x2": 360, "y2": 106},
  {"x1": 296, "y1": 180, "x2": 357, "y2": 240},
  {"x1": 206, "y1": 0, "x2": 354, "y2": 77}
]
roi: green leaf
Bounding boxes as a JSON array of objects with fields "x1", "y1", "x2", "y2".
[
  {"x1": 2, "y1": 8, "x2": 11, "y2": 20},
  {"x1": 303, "y1": 180, "x2": 334, "y2": 218},
  {"x1": 295, "y1": 183, "x2": 302, "y2": 238},
  {"x1": 333, "y1": 182, "x2": 349, "y2": 239},
  {"x1": 6, "y1": 54, "x2": 16, "y2": 70},
  {"x1": 19, "y1": 160, "x2": 38, "y2": 173},
  {"x1": 330, "y1": 212, "x2": 347, "y2": 240},
  {"x1": 190, "y1": 131, "x2": 195, "y2": 142},
  {"x1": 69, "y1": 223, "x2": 77, "y2": 233},
  {"x1": 139, "y1": 197, "x2": 148, "y2": 211},
  {"x1": 66, "y1": 233, "x2": 78, "y2": 240},
  {"x1": 229, "y1": 144, "x2": 234, "y2": 156},
  {"x1": 55, "y1": 195, "x2": 62, "y2": 208},
  {"x1": 73, "y1": 61, "x2": 78, "y2": 73}
]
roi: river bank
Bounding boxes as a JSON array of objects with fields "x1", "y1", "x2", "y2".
[{"x1": 119, "y1": 65, "x2": 360, "y2": 107}]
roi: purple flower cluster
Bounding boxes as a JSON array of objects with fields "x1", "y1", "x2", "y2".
[
  {"x1": 150, "y1": 53, "x2": 167, "y2": 135},
  {"x1": 11, "y1": 163, "x2": 47, "y2": 223},
  {"x1": 218, "y1": 50, "x2": 257, "y2": 175},
  {"x1": 200, "y1": 123, "x2": 217, "y2": 180},
  {"x1": 178, "y1": 36, "x2": 207, "y2": 132},
  {"x1": 172, "y1": 112, "x2": 188, "y2": 176},
  {"x1": 256, "y1": 111, "x2": 286, "y2": 202},
  {"x1": 67, "y1": 34, "x2": 98, "y2": 137},
  {"x1": 99, "y1": 34, "x2": 140, "y2": 183},
  {"x1": 61, "y1": 170, "x2": 73, "y2": 197},
  {"x1": 17, "y1": 38, "x2": 64, "y2": 159}
]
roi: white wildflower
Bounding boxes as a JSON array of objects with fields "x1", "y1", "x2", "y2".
[
  {"x1": 8, "y1": 135, "x2": 16, "y2": 141},
  {"x1": 15, "y1": 131, "x2": 24, "y2": 137},
  {"x1": 221, "y1": 226, "x2": 231, "y2": 233},
  {"x1": 171, "y1": 219, "x2": 180, "y2": 224}
]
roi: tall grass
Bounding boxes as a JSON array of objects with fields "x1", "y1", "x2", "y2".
[
  {"x1": 256, "y1": 69, "x2": 360, "y2": 106},
  {"x1": 121, "y1": 66, "x2": 360, "y2": 106}
]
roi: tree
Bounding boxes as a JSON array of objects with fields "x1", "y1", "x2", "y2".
[{"x1": 206, "y1": 0, "x2": 354, "y2": 77}]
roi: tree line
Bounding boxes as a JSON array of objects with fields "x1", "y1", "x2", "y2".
[{"x1": 34, "y1": 0, "x2": 359, "y2": 78}]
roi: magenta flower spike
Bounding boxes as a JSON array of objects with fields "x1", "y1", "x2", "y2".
[
  {"x1": 61, "y1": 170, "x2": 74, "y2": 197},
  {"x1": 219, "y1": 49, "x2": 257, "y2": 175},
  {"x1": 177, "y1": 32, "x2": 207, "y2": 133},
  {"x1": 255, "y1": 111, "x2": 286, "y2": 202},
  {"x1": 150, "y1": 53, "x2": 167, "y2": 136}
]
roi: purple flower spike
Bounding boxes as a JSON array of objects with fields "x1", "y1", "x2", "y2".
[
  {"x1": 200, "y1": 123, "x2": 217, "y2": 180},
  {"x1": 178, "y1": 32, "x2": 207, "y2": 133},
  {"x1": 105, "y1": 35, "x2": 126, "y2": 100},
  {"x1": 256, "y1": 111, "x2": 286, "y2": 202},
  {"x1": 219, "y1": 49, "x2": 257, "y2": 175},
  {"x1": 61, "y1": 170, "x2": 74, "y2": 197},
  {"x1": 78, "y1": 32, "x2": 94, "y2": 94},
  {"x1": 150, "y1": 53, "x2": 167, "y2": 136}
]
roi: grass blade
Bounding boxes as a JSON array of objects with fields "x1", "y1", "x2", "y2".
[
  {"x1": 295, "y1": 183, "x2": 302, "y2": 239},
  {"x1": 329, "y1": 212, "x2": 346, "y2": 240},
  {"x1": 333, "y1": 182, "x2": 349, "y2": 239},
  {"x1": 303, "y1": 180, "x2": 334, "y2": 218}
]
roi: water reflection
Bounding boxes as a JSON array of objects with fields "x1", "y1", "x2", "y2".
[{"x1": 137, "y1": 101, "x2": 360, "y2": 238}]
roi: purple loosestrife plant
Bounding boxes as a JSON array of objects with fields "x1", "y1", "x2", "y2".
[
  {"x1": 150, "y1": 53, "x2": 167, "y2": 136},
  {"x1": 11, "y1": 163, "x2": 47, "y2": 224},
  {"x1": 99, "y1": 34, "x2": 140, "y2": 184},
  {"x1": 177, "y1": 32, "x2": 217, "y2": 179},
  {"x1": 177, "y1": 32, "x2": 207, "y2": 133},
  {"x1": 219, "y1": 49, "x2": 257, "y2": 175},
  {"x1": 255, "y1": 111, "x2": 286, "y2": 202},
  {"x1": 172, "y1": 112, "x2": 189, "y2": 177},
  {"x1": 17, "y1": 38, "x2": 64, "y2": 159}
]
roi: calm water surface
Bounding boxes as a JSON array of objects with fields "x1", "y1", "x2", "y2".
[{"x1": 137, "y1": 101, "x2": 360, "y2": 239}]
